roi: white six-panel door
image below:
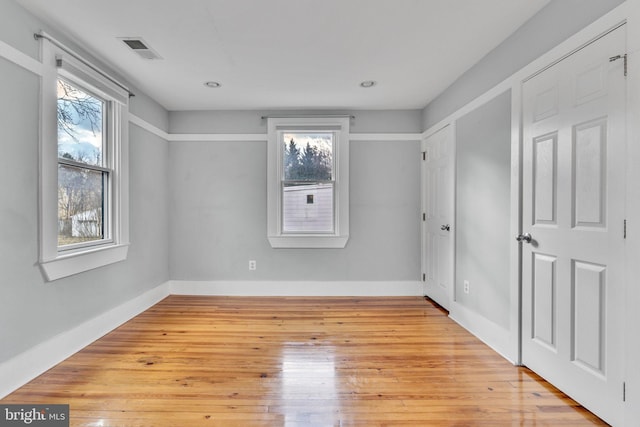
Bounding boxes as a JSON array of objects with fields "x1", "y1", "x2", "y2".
[
  {"x1": 521, "y1": 25, "x2": 626, "y2": 426},
  {"x1": 422, "y1": 125, "x2": 454, "y2": 310}
]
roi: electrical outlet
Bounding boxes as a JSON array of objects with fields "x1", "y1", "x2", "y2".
[
  {"x1": 463, "y1": 280, "x2": 470, "y2": 294},
  {"x1": 249, "y1": 260, "x2": 257, "y2": 271}
]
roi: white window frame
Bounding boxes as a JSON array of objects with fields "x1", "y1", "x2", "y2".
[
  {"x1": 39, "y1": 37, "x2": 129, "y2": 281},
  {"x1": 267, "y1": 117, "x2": 349, "y2": 248}
]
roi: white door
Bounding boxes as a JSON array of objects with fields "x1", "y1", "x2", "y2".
[
  {"x1": 422, "y1": 125, "x2": 454, "y2": 310},
  {"x1": 521, "y1": 26, "x2": 626, "y2": 426}
]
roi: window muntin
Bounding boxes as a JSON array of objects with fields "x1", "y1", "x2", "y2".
[
  {"x1": 56, "y1": 78, "x2": 111, "y2": 249},
  {"x1": 281, "y1": 132, "x2": 335, "y2": 234}
]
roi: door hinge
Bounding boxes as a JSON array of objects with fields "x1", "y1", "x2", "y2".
[
  {"x1": 422, "y1": 212, "x2": 426, "y2": 221},
  {"x1": 623, "y1": 382, "x2": 626, "y2": 402},
  {"x1": 422, "y1": 273, "x2": 426, "y2": 282},
  {"x1": 422, "y1": 151, "x2": 427, "y2": 161},
  {"x1": 609, "y1": 54, "x2": 627, "y2": 77},
  {"x1": 624, "y1": 219, "x2": 627, "y2": 239}
]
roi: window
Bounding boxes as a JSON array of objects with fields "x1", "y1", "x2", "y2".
[
  {"x1": 267, "y1": 117, "x2": 349, "y2": 248},
  {"x1": 57, "y1": 79, "x2": 108, "y2": 248},
  {"x1": 282, "y1": 132, "x2": 334, "y2": 233},
  {"x1": 39, "y1": 36, "x2": 129, "y2": 281}
]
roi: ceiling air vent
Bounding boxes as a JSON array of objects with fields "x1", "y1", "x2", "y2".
[{"x1": 119, "y1": 37, "x2": 162, "y2": 60}]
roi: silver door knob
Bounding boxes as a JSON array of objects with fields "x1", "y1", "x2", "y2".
[
  {"x1": 516, "y1": 233, "x2": 532, "y2": 243},
  {"x1": 441, "y1": 224, "x2": 450, "y2": 231}
]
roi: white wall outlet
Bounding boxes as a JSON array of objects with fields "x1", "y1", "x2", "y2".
[
  {"x1": 463, "y1": 280, "x2": 470, "y2": 294},
  {"x1": 249, "y1": 260, "x2": 257, "y2": 270}
]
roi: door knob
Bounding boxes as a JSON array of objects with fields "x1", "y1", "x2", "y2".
[
  {"x1": 516, "y1": 233, "x2": 532, "y2": 243},
  {"x1": 441, "y1": 224, "x2": 450, "y2": 231}
]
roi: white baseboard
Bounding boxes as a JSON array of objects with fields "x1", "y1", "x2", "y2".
[
  {"x1": 0, "y1": 282, "x2": 170, "y2": 399},
  {"x1": 169, "y1": 280, "x2": 424, "y2": 296},
  {"x1": 448, "y1": 301, "x2": 515, "y2": 364}
]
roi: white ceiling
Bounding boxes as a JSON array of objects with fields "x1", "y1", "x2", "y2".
[{"x1": 16, "y1": 0, "x2": 551, "y2": 111}]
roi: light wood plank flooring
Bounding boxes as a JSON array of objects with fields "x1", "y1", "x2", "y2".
[{"x1": 1, "y1": 296, "x2": 606, "y2": 426}]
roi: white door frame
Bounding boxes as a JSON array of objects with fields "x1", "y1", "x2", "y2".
[{"x1": 624, "y1": 3, "x2": 640, "y2": 425}]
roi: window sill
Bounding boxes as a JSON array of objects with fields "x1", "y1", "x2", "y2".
[
  {"x1": 268, "y1": 235, "x2": 349, "y2": 249},
  {"x1": 40, "y1": 243, "x2": 129, "y2": 281}
]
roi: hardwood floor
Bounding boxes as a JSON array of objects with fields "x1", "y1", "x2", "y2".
[{"x1": 2, "y1": 296, "x2": 606, "y2": 426}]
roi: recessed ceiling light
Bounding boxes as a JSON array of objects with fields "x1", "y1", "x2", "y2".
[
  {"x1": 360, "y1": 80, "x2": 376, "y2": 88},
  {"x1": 204, "y1": 81, "x2": 221, "y2": 88}
]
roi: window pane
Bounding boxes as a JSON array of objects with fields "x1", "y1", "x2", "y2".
[
  {"x1": 58, "y1": 164, "x2": 106, "y2": 246},
  {"x1": 57, "y1": 79, "x2": 104, "y2": 166},
  {"x1": 282, "y1": 132, "x2": 333, "y2": 181},
  {"x1": 282, "y1": 182, "x2": 334, "y2": 233}
]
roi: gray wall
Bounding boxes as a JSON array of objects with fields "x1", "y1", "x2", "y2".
[
  {"x1": 0, "y1": 1, "x2": 170, "y2": 364},
  {"x1": 422, "y1": 0, "x2": 625, "y2": 129},
  {"x1": 130, "y1": 89, "x2": 169, "y2": 132},
  {"x1": 454, "y1": 91, "x2": 512, "y2": 328},
  {"x1": 169, "y1": 111, "x2": 422, "y2": 282}
]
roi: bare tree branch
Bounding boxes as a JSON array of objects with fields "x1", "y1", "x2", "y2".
[{"x1": 57, "y1": 80, "x2": 102, "y2": 142}]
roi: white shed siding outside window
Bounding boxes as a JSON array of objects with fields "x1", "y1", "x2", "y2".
[{"x1": 283, "y1": 183, "x2": 334, "y2": 233}]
